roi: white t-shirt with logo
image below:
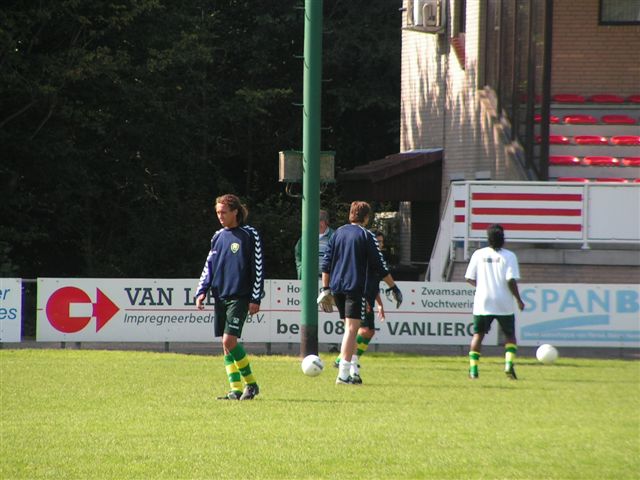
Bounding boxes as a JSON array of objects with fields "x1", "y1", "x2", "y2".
[{"x1": 465, "y1": 246, "x2": 520, "y2": 315}]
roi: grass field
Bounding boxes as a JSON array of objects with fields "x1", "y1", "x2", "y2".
[{"x1": 1, "y1": 349, "x2": 639, "y2": 479}]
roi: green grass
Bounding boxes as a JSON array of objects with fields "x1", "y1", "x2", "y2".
[{"x1": 1, "y1": 349, "x2": 639, "y2": 480}]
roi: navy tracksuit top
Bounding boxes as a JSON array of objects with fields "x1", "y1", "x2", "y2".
[
  {"x1": 321, "y1": 223, "x2": 389, "y2": 297},
  {"x1": 196, "y1": 225, "x2": 264, "y2": 304}
]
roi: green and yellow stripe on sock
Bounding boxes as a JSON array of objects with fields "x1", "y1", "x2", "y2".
[
  {"x1": 224, "y1": 353, "x2": 243, "y2": 394},
  {"x1": 356, "y1": 334, "x2": 371, "y2": 357},
  {"x1": 469, "y1": 350, "x2": 480, "y2": 376},
  {"x1": 230, "y1": 344, "x2": 257, "y2": 386},
  {"x1": 505, "y1": 343, "x2": 517, "y2": 370}
]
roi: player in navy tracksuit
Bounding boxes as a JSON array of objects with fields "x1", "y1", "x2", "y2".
[
  {"x1": 320, "y1": 201, "x2": 402, "y2": 385},
  {"x1": 196, "y1": 194, "x2": 264, "y2": 400}
]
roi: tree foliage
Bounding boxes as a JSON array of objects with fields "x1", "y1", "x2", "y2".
[{"x1": 0, "y1": 0, "x2": 400, "y2": 279}]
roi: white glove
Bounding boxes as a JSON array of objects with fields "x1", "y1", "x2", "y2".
[{"x1": 316, "y1": 288, "x2": 334, "y2": 313}]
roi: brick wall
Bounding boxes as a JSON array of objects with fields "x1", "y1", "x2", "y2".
[{"x1": 553, "y1": 0, "x2": 640, "y2": 96}]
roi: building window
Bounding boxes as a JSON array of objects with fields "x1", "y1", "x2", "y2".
[{"x1": 599, "y1": 0, "x2": 640, "y2": 25}]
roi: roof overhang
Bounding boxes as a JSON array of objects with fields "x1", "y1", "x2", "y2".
[{"x1": 337, "y1": 149, "x2": 443, "y2": 202}]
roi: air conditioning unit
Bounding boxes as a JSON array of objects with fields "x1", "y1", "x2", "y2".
[{"x1": 411, "y1": 0, "x2": 446, "y2": 34}]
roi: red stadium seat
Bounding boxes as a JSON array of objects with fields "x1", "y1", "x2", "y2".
[
  {"x1": 534, "y1": 113, "x2": 560, "y2": 124},
  {"x1": 595, "y1": 178, "x2": 628, "y2": 183},
  {"x1": 536, "y1": 135, "x2": 570, "y2": 145},
  {"x1": 583, "y1": 156, "x2": 619, "y2": 166},
  {"x1": 611, "y1": 136, "x2": 640, "y2": 146},
  {"x1": 574, "y1": 135, "x2": 609, "y2": 145},
  {"x1": 557, "y1": 177, "x2": 589, "y2": 182},
  {"x1": 588, "y1": 94, "x2": 625, "y2": 103},
  {"x1": 629, "y1": 95, "x2": 640, "y2": 104},
  {"x1": 601, "y1": 115, "x2": 637, "y2": 125},
  {"x1": 550, "y1": 155, "x2": 581, "y2": 166},
  {"x1": 621, "y1": 157, "x2": 640, "y2": 167},
  {"x1": 563, "y1": 114, "x2": 598, "y2": 124},
  {"x1": 552, "y1": 94, "x2": 586, "y2": 103}
]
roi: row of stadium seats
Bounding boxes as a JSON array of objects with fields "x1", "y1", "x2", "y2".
[
  {"x1": 552, "y1": 94, "x2": 640, "y2": 104},
  {"x1": 536, "y1": 135, "x2": 640, "y2": 145},
  {"x1": 535, "y1": 114, "x2": 638, "y2": 124},
  {"x1": 550, "y1": 156, "x2": 640, "y2": 166}
]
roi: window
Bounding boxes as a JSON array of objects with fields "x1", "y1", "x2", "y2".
[{"x1": 599, "y1": 0, "x2": 640, "y2": 25}]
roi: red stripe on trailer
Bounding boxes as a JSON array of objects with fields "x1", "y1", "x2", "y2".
[
  {"x1": 454, "y1": 215, "x2": 465, "y2": 223},
  {"x1": 454, "y1": 200, "x2": 465, "y2": 207},
  {"x1": 472, "y1": 207, "x2": 582, "y2": 216},
  {"x1": 471, "y1": 222, "x2": 582, "y2": 232},
  {"x1": 472, "y1": 192, "x2": 583, "y2": 202}
]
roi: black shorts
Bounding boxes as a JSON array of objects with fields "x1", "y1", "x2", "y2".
[
  {"x1": 472, "y1": 314, "x2": 516, "y2": 337},
  {"x1": 361, "y1": 306, "x2": 375, "y2": 330},
  {"x1": 214, "y1": 298, "x2": 249, "y2": 338},
  {"x1": 334, "y1": 293, "x2": 366, "y2": 321}
]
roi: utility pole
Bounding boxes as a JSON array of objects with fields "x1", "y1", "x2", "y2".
[{"x1": 300, "y1": 0, "x2": 323, "y2": 357}]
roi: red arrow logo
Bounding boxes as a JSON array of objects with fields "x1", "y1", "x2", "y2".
[
  {"x1": 46, "y1": 287, "x2": 120, "y2": 333},
  {"x1": 93, "y1": 288, "x2": 120, "y2": 332}
]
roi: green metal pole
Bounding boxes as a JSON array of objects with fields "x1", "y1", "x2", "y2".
[{"x1": 300, "y1": 0, "x2": 323, "y2": 357}]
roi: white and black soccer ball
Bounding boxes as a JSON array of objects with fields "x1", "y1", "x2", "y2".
[
  {"x1": 536, "y1": 344, "x2": 559, "y2": 364},
  {"x1": 301, "y1": 354, "x2": 324, "y2": 377}
]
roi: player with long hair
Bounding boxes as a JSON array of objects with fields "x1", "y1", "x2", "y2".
[{"x1": 196, "y1": 194, "x2": 264, "y2": 400}]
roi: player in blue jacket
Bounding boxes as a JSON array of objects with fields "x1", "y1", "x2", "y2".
[
  {"x1": 318, "y1": 201, "x2": 402, "y2": 385},
  {"x1": 196, "y1": 194, "x2": 264, "y2": 400}
]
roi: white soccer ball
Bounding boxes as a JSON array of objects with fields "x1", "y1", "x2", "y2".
[
  {"x1": 536, "y1": 344, "x2": 559, "y2": 364},
  {"x1": 301, "y1": 354, "x2": 324, "y2": 377}
]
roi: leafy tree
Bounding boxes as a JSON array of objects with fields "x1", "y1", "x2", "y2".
[{"x1": 0, "y1": 0, "x2": 400, "y2": 279}]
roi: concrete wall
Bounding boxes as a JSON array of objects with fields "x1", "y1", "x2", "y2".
[{"x1": 451, "y1": 262, "x2": 640, "y2": 284}]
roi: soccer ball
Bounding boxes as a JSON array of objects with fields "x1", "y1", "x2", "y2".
[
  {"x1": 536, "y1": 344, "x2": 559, "y2": 364},
  {"x1": 301, "y1": 354, "x2": 324, "y2": 377}
]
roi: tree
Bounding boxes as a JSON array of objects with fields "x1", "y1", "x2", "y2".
[{"x1": 0, "y1": 0, "x2": 400, "y2": 279}]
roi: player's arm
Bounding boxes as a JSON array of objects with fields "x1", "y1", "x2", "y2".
[
  {"x1": 508, "y1": 279, "x2": 525, "y2": 311},
  {"x1": 195, "y1": 235, "x2": 218, "y2": 310},
  {"x1": 375, "y1": 293, "x2": 385, "y2": 322},
  {"x1": 248, "y1": 227, "x2": 264, "y2": 314}
]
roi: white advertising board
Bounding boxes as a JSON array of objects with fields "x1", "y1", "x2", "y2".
[
  {"x1": 37, "y1": 278, "x2": 222, "y2": 342},
  {"x1": 0, "y1": 278, "x2": 22, "y2": 342},
  {"x1": 36, "y1": 279, "x2": 639, "y2": 347},
  {"x1": 518, "y1": 283, "x2": 640, "y2": 348}
]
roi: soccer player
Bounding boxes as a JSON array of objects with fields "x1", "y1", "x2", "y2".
[
  {"x1": 195, "y1": 194, "x2": 264, "y2": 400},
  {"x1": 465, "y1": 224, "x2": 525, "y2": 380},
  {"x1": 332, "y1": 233, "x2": 389, "y2": 383},
  {"x1": 319, "y1": 201, "x2": 402, "y2": 385}
]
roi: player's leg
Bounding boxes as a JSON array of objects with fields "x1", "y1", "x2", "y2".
[
  {"x1": 468, "y1": 315, "x2": 490, "y2": 379},
  {"x1": 215, "y1": 301, "x2": 242, "y2": 400},
  {"x1": 223, "y1": 299, "x2": 259, "y2": 399},
  {"x1": 351, "y1": 299, "x2": 375, "y2": 383},
  {"x1": 336, "y1": 295, "x2": 362, "y2": 384},
  {"x1": 498, "y1": 315, "x2": 518, "y2": 380}
]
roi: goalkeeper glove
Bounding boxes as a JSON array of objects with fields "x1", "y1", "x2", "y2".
[
  {"x1": 316, "y1": 288, "x2": 334, "y2": 313},
  {"x1": 385, "y1": 285, "x2": 403, "y2": 308}
]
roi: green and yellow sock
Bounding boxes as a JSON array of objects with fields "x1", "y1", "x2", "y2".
[
  {"x1": 356, "y1": 334, "x2": 371, "y2": 357},
  {"x1": 230, "y1": 343, "x2": 257, "y2": 386},
  {"x1": 224, "y1": 353, "x2": 243, "y2": 395},
  {"x1": 505, "y1": 343, "x2": 517, "y2": 371},
  {"x1": 469, "y1": 351, "x2": 480, "y2": 376}
]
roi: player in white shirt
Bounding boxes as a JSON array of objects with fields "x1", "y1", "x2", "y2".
[{"x1": 465, "y1": 224, "x2": 525, "y2": 380}]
